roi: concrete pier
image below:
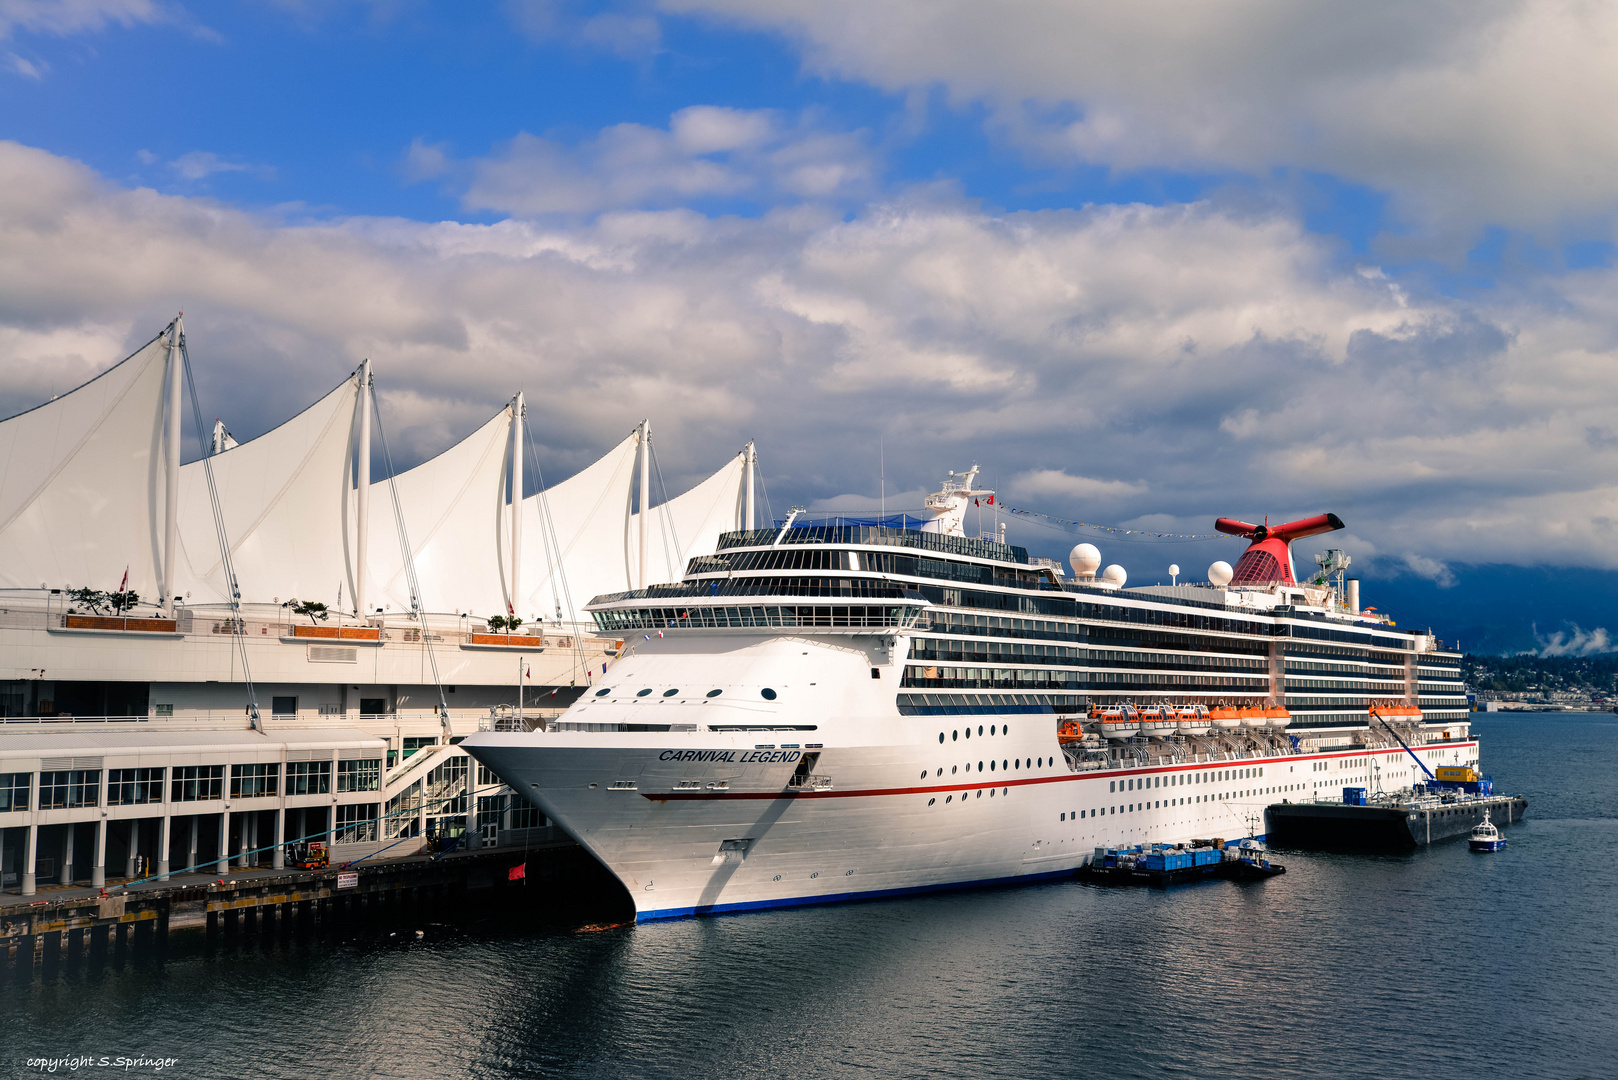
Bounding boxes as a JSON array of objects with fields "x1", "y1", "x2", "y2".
[{"x1": 1, "y1": 840, "x2": 622, "y2": 977}]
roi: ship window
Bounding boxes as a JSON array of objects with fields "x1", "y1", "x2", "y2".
[
  {"x1": 1061, "y1": 813, "x2": 1066, "y2": 821},
  {"x1": 965, "y1": 727, "x2": 971, "y2": 739},
  {"x1": 928, "y1": 798, "x2": 935, "y2": 806},
  {"x1": 920, "y1": 771, "x2": 927, "y2": 780},
  {"x1": 1004, "y1": 724, "x2": 1010, "y2": 735},
  {"x1": 952, "y1": 766, "x2": 957, "y2": 774},
  {"x1": 706, "y1": 689, "x2": 723, "y2": 698},
  {"x1": 1015, "y1": 759, "x2": 1021, "y2": 768},
  {"x1": 663, "y1": 688, "x2": 679, "y2": 697},
  {"x1": 977, "y1": 725, "x2": 984, "y2": 736},
  {"x1": 946, "y1": 795, "x2": 952, "y2": 803},
  {"x1": 1002, "y1": 760, "x2": 1007, "y2": 771},
  {"x1": 990, "y1": 725, "x2": 996, "y2": 735},
  {"x1": 637, "y1": 689, "x2": 653, "y2": 697},
  {"x1": 937, "y1": 768, "x2": 942, "y2": 776},
  {"x1": 979, "y1": 761, "x2": 984, "y2": 771},
  {"x1": 595, "y1": 688, "x2": 612, "y2": 697},
  {"x1": 761, "y1": 688, "x2": 777, "y2": 700},
  {"x1": 953, "y1": 730, "x2": 958, "y2": 741},
  {"x1": 939, "y1": 732, "x2": 945, "y2": 744},
  {"x1": 1110, "y1": 781, "x2": 1115, "y2": 793}
]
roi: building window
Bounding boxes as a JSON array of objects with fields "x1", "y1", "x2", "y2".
[
  {"x1": 337, "y1": 759, "x2": 381, "y2": 792},
  {"x1": 0, "y1": 772, "x2": 30, "y2": 812},
  {"x1": 39, "y1": 769, "x2": 100, "y2": 809},
  {"x1": 478, "y1": 794, "x2": 507, "y2": 829},
  {"x1": 171, "y1": 765, "x2": 224, "y2": 802},
  {"x1": 509, "y1": 801, "x2": 544, "y2": 829},
  {"x1": 230, "y1": 763, "x2": 280, "y2": 798},
  {"x1": 477, "y1": 764, "x2": 502, "y2": 787},
  {"x1": 286, "y1": 760, "x2": 332, "y2": 796},
  {"x1": 107, "y1": 767, "x2": 164, "y2": 806},
  {"x1": 335, "y1": 803, "x2": 378, "y2": 844}
]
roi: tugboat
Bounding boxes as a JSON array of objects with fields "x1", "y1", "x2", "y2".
[
  {"x1": 1469, "y1": 809, "x2": 1507, "y2": 853},
  {"x1": 1226, "y1": 837, "x2": 1287, "y2": 880}
]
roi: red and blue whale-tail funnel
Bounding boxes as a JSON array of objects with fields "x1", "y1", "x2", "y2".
[{"x1": 1214, "y1": 513, "x2": 1344, "y2": 586}]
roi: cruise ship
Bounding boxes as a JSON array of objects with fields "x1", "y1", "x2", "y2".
[{"x1": 465, "y1": 468, "x2": 1474, "y2": 920}]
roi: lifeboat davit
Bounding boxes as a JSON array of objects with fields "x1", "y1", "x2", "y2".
[
  {"x1": 1265, "y1": 705, "x2": 1292, "y2": 730},
  {"x1": 1057, "y1": 718, "x2": 1085, "y2": 743},
  {"x1": 1208, "y1": 705, "x2": 1241, "y2": 730},
  {"x1": 1096, "y1": 704, "x2": 1141, "y2": 740},
  {"x1": 1139, "y1": 704, "x2": 1178, "y2": 738},
  {"x1": 1174, "y1": 704, "x2": 1212, "y2": 736}
]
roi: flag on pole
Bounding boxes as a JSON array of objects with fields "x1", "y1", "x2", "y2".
[
  {"x1": 601, "y1": 662, "x2": 608, "y2": 673},
  {"x1": 508, "y1": 862, "x2": 526, "y2": 881},
  {"x1": 119, "y1": 566, "x2": 129, "y2": 592},
  {"x1": 657, "y1": 630, "x2": 664, "y2": 638}
]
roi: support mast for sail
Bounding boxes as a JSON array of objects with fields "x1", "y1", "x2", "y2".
[
  {"x1": 510, "y1": 392, "x2": 524, "y2": 616},
  {"x1": 355, "y1": 360, "x2": 372, "y2": 618},
  {"x1": 744, "y1": 440, "x2": 756, "y2": 531},
  {"x1": 637, "y1": 419, "x2": 650, "y2": 591},
  {"x1": 162, "y1": 319, "x2": 182, "y2": 615}
]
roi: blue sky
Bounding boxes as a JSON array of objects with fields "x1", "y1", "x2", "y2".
[{"x1": 5, "y1": 0, "x2": 1618, "y2": 651}]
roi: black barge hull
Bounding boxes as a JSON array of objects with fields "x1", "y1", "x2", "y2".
[{"x1": 1265, "y1": 796, "x2": 1528, "y2": 852}]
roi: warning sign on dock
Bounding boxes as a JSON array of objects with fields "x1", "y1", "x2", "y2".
[{"x1": 336, "y1": 872, "x2": 358, "y2": 890}]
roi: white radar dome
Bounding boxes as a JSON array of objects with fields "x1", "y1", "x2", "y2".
[
  {"x1": 1208, "y1": 561, "x2": 1234, "y2": 587},
  {"x1": 1069, "y1": 543, "x2": 1102, "y2": 578},
  {"x1": 1169, "y1": 564, "x2": 1180, "y2": 577},
  {"x1": 1101, "y1": 564, "x2": 1127, "y2": 587}
]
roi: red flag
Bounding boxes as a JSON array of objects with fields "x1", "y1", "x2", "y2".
[
  {"x1": 987, "y1": 495, "x2": 994, "y2": 505},
  {"x1": 508, "y1": 862, "x2": 526, "y2": 881},
  {"x1": 119, "y1": 566, "x2": 129, "y2": 592}
]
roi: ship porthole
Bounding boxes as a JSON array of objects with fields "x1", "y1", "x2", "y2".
[
  {"x1": 976, "y1": 790, "x2": 983, "y2": 798},
  {"x1": 595, "y1": 688, "x2": 612, "y2": 697},
  {"x1": 773, "y1": 875, "x2": 782, "y2": 881},
  {"x1": 636, "y1": 688, "x2": 653, "y2": 697},
  {"x1": 920, "y1": 771, "x2": 927, "y2": 779},
  {"x1": 946, "y1": 795, "x2": 952, "y2": 803},
  {"x1": 706, "y1": 689, "x2": 723, "y2": 698},
  {"x1": 761, "y1": 688, "x2": 777, "y2": 700},
  {"x1": 938, "y1": 732, "x2": 945, "y2": 743},
  {"x1": 663, "y1": 688, "x2": 679, "y2": 697},
  {"x1": 928, "y1": 798, "x2": 936, "y2": 806},
  {"x1": 952, "y1": 730, "x2": 958, "y2": 741}
]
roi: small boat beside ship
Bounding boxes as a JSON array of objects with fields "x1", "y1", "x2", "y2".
[
  {"x1": 1469, "y1": 811, "x2": 1507, "y2": 853},
  {"x1": 1080, "y1": 837, "x2": 1285, "y2": 887}
]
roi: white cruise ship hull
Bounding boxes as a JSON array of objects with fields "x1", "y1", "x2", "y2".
[{"x1": 463, "y1": 639, "x2": 1476, "y2": 920}]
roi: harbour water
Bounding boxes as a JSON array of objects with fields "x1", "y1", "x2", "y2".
[{"x1": 2, "y1": 715, "x2": 1614, "y2": 1080}]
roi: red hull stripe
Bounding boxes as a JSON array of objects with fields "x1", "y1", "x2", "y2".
[{"x1": 641, "y1": 741, "x2": 1479, "y2": 802}]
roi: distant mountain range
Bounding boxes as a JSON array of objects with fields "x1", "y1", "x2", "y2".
[{"x1": 1359, "y1": 564, "x2": 1618, "y2": 656}]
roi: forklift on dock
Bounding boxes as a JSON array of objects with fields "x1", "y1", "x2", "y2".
[{"x1": 285, "y1": 840, "x2": 329, "y2": 871}]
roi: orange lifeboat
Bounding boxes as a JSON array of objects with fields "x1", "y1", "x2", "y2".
[
  {"x1": 1208, "y1": 705, "x2": 1240, "y2": 730},
  {"x1": 1096, "y1": 703, "x2": 1141, "y2": 740},
  {"x1": 1237, "y1": 705, "x2": 1267, "y2": 728},
  {"x1": 1057, "y1": 718, "x2": 1085, "y2": 743},
  {"x1": 1264, "y1": 704, "x2": 1292, "y2": 730}
]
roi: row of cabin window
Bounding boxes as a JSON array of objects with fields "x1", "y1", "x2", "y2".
[{"x1": 1109, "y1": 765, "x2": 1265, "y2": 793}]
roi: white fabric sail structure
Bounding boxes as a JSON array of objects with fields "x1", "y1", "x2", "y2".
[
  {"x1": 517, "y1": 432, "x2": 640, "y2": 624},
  {"x1": 637, "y1": 451, "x2": 749, "y2": 589},
  {"x1": 174, "y1": 373, "x2": 360, "y2": 607},
  {"x1": 0, "y1": 323, "x2": 751, "y2": 626},
  {"x1": 0, "y1": 333, "x2": 171, "y2": 596},
  {"x1": 366, "y1": 405, "x2": 513, "y2": 617}
]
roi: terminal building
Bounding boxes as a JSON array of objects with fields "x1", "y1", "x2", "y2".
[{"x1": 0, "y1": 319, "x2": 754, "y2": 894}]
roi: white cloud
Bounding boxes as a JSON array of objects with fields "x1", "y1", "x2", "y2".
[
  {"x1": 167, "y1": 150, "x2": 272, "y2": 181},
  {"x1": 1009, "y1": 468, "x2": 1145, "y2": 502},
  {"x1": 8, "y1": 139, "x2": 1618, "y2": 574},
  {"x1": 1400, "y1": 553, "x2": 1456, "y2": 589},
  {"x1": 505, "y1": 0, "x2": 662, "y2": 59},
  {"x1": 662, "y1": 0, "x2": 1618, "y2": 236},
  {"x1": 455, "y1": 107, "x2": 875, "y2": 215},
  {"x1": 1536, "y1": 624, "x2": 1615, "y2": 657},
  {"x1": 0, "y1": 0, "x2": 168, "y2": 37},
  {"x1": 3, "y1": 48, "x2": 43, "y2": 76}
]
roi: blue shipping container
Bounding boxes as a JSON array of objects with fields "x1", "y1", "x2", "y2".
[{"x1": 1343, "y1": 787, "x2": 1367, "y2": 805}]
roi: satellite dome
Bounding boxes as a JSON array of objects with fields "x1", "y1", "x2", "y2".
[
  {"x1": 1168, "y1": 564, "x2": 1180, "y2": 577},
  {"x1": 1069, "y1": 543, "x2": 1102, "y2": 577},
  {"x1": 1101, "y1": 564, "x2": 1127, "y2": 587},
  {"x1": 1208, "y1": 560, "x2": 1234, "y2": 587}
]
